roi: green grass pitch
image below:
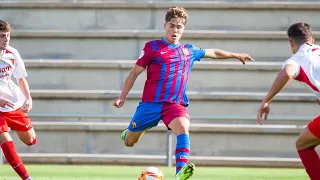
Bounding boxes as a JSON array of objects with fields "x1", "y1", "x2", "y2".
[{"x1": 0, "y1": 165, "x2": 308, "y2": 180}]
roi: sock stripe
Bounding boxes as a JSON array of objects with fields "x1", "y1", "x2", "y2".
[
  {"x1": 176, "y1": 151, "x2": 189, "y2": 156},
  {"x1": 176, "y1": 166, "x2": 183, "y2": 172},
  {"x1": 175, "y1": 148, "x2": 190, "y2": 154},
  {"x1": 176, "y1": 161, "x2": 188, "y2": 167},
  {"x1": 175, "y1": 134, "x2": 190, "y2": 175}
]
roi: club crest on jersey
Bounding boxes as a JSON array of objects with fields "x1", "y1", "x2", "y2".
[
  {"x1": 182, "y1": 48, "x2": 190, "y2": 55},
  {"x1": 131, "y1": 121, "x2": 137, "y2": 128}
]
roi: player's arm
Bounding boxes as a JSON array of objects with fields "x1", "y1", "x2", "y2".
[
  {"x1": 261, "y1": 64, "x2": 297, "y2": 104},
  {"x1": 119, "y1": 65, "x2": 144, "y2": 101},
  {"x1": 114, "y1": 43, "x2": 152, "y2": 108},
  {"x1": 204, "y1": 49, "x2": 254, "y2": 64},
  {"x1": 257, "y1": 64, "x2": 297, "y2": 124},
  {"x1": 12, "y1": 48, "x2": 32, "y2": 112},
  {"x1": 17, "y1": 77, "x2": 32, "y2": 112}
]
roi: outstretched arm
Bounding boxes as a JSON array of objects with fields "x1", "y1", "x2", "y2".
[
  {"x1": 257, "y1": 64, "x2": 297, "y2": 124},
  {"x1": 204, "y1": 49, "x2": 254, "y2": 64},
  {"x1": 113, "y1": 65, "x2": 145, "y2": 108}
]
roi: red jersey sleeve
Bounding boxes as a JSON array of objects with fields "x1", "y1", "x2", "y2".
[{"x1": 136, "y1": 42, "x2": 153, "y2": 68}]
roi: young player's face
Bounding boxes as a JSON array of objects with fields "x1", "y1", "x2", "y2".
[
  {"x1": 0, "y1": 31, "x2": 10, "y2": 50},
  {"x1": 164, "y1": 18, "x2": 185, "y2": 44}
]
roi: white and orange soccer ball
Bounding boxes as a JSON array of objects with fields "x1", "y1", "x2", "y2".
[{"x1": 137, "y1": 167, "x2": 165, "y2": 180}]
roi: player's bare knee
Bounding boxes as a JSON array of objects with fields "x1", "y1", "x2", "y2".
[
  {"x1": 24, "y1": 137, "x2": 37, "y2": 146},
  {"x1": 169, "y1": 117, "x2": 190, "y2": 135},
  {"x1": 124, "y1": 141, "x2": 135, "y2": 147},
  {"x1": 173, "y1": 124, "x2": 189, "y2": 135},
  {"x1": 0, "y1": 132, "x2": 12, "y2": 145},
  {"x1": 295, "y1": 138, "x2": 312, "y2": 150},
  {"x1": 124, "y1": 139, "x2": 136, "y2": 147},
  {"x1": 295, "y1": 138, "x2": 303, "y2": 150}
]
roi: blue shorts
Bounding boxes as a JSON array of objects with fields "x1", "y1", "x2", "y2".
[{"x1": 127, "y1": 102, "x2": 189, "y2": 132}]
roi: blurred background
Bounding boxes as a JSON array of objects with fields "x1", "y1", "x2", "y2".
[{"x1": 1, "y1": 0, "x2": 320, "y2": 168}]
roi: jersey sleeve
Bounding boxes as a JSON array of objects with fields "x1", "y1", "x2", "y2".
[
  {"x1": 12, "y1": 49, "x2": 28, "y2": 79},
  {"x1": 136, "y1": 43, "x2": 153, "y2": 68},
  {"x1": 282, "y1": 56, "x2": 300, "y2": 78},
  {"x1": 188, "y1": 44, "x2": 205, "y2": 61}
]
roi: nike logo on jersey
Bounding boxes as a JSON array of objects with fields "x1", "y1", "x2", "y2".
[{"x1": 160, "y1": 51, "x2": 167, "y2": 54}]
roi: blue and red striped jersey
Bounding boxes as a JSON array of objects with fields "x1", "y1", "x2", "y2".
[{"x1": 136, "y1": 38, "x2": 205, "y2": 106}]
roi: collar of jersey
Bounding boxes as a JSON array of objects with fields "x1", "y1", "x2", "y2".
[
  {"x1": 298, "y1": 43, "x2": 313, "y2": 52},
  {"x1": 161, "y1": 37, "x2": 180, "y2": 47}
]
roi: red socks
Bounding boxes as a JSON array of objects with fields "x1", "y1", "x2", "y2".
[
  {"x1": 1, "y1": 141, "x2": 30, "y2": 180},
  {"x1": 298, "y1": 147, "x2": 320, "y2": 180}
]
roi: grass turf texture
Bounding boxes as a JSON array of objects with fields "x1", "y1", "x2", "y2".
[{"x1": 0, "y1": 165, "x2": 308, "y2": 180}]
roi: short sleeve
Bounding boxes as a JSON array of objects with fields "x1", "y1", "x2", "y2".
[
  {"x1": 136, "y1": 43, "x2": 153, "y2": 68},
  {"x1": 189, "y1": 44, "x2": 205, "y2": 61},
  {"x1": 12, "y1": 49, "x2": 27, "y2": 79},
  {"x1": 282, "y1": 57, "x2": 300, "y2": 78}
]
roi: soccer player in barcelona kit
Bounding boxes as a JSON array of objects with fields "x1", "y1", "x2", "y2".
[
  {"x1": 0, "y1": 20, "x2": 35, "y2": 180},
  {"x1": 258, "y1": 23, "x2": 320, "y2": 180},
  {"x1": 114, "y1": 7, "x2": 254, "y2": 180}
]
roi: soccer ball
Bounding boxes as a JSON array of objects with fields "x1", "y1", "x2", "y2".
[{"x1": 137, "y1": 167, "x2": 165, "y2": 180}]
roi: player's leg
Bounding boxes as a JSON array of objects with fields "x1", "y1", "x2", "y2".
[
  {"x1": 121, "y1": 102, "x2": 162, "y2": 147},
  {"x1": 121, "y1": 129, "x2": 150, "y2": 147},
  {"x1": 169, "y1": 117, "x2": 194, "y2": 180},
  {"x1": 162, "y1": 103, "x2": 193, "y2": 180},
  {"x1": 8, "y1": 108, "x2": 37, "y2": 146},
  {"x1": 296, "y1": 116, "x2": 320, "y2": 180},
  {"x1": 16, "y1": 128, "x2": 37, "y2": 146},
  {"x1": 0, "y1": 113, "x2": 32, "y2": 180}
]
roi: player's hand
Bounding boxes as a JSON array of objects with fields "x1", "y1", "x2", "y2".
[
  {"x1": 235, "y1": 53, "x2": 255, "y2": 65},
  {"x1": 316, "y1": 99, "x2": 320, "y2": 105},
  {"x1": 23, "y1": 99, "x2": 33, "y2": 113},
  {"x1": 113, "y1": 98, "x2": 125, "y2": 108},
  {"x1": 257, "y1": 102, "x2": 270, "y2": 125},
  {"x1": 0, "y1": 98, "x2": 14, "y2": 108}
]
